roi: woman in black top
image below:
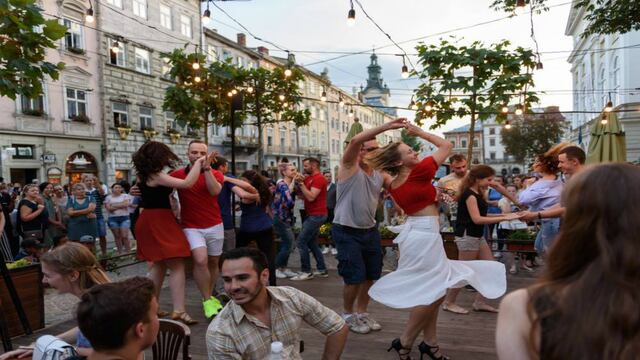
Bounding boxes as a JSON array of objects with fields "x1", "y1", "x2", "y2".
[
  {"x1": 17, "y1": 184, "x2": 48, "y2": 243},
  {"x1": 443, "y1": 165, "x2": 522, "y2": 314},
  {"x1": 132, "y1": 141, "x2": 207, "y2": 325}
]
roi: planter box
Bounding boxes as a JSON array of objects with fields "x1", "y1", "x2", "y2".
[
  {"x1": 0, "y1": 264, "x2": 45, "y2": 337},
  {"x1": 506, "y1": 240, "x2": 535, "y2": 252}
]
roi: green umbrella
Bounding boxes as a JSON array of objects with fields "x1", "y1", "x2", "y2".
[
  {"x1": 586, "y1": 111, "x2": 627, "y2": 164},
  {"x1": 344, "y1": 118, "x2": 364, "y2": 145}
]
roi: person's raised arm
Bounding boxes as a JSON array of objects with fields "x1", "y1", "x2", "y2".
[
  {"x1": 405, "y1": 123, "x2": 453, "y2": 166},
  {"x1": 295, "y1": 174, "x2": 321, "y2": 202},
  {"x1": 340, "y1": 118, "x2": 407, "y2": 180},
  {"x1": 151, "y1": 156, "x2": 205, "y2": 189},
  {"x1": 20, "y1": 202, "x2": 45, "y2": 222},
  {"x1": 202, "y1": 152, "x2": 222, "y2": 196},
  {"x1": 224, "y1": 176, "x2": 257, "y2": 194}
]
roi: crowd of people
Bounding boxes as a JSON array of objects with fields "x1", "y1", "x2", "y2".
[{"x1": 1, "y1": 116, "x2": 639, "y2": 360}]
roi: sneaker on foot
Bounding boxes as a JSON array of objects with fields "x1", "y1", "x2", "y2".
[
  {"x1": 282, "y1": 268, "x2": 298, "y2": 278},
  {"x1": 330, "y1": 247, "x2": 338, "y2": 255},
  {"x1": 276, "y1": 269, "x2": 288, "y2": 279},
  {"x1": 358, "y1": 313, "x2": 382, "y2": 331},
  {"x1": 312, "y1": 270, "x2": 329, "y2": 278},
  {"x1": 290, "y1": 272, "x2": 314, "y2": 281},
  {"x1": 321, "y1": 246, "x2": 329, "y2": 254},
  {"x1": 343, "y1": 314, "x2": 370, "y2": 334}
]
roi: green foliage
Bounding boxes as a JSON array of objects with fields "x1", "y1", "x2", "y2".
[
  {"x1": 162, "y1": 49, "x2": 310, "y2": 141},
  {"x1": 491, "y1": 0, "x2": 640, "y2": 38},
  {"x1": 379, "y1": 226, "x2": 397, "y2": 239},
  {"x1": 401, "y1": 129, "x2": 422, "y2": 152},
  {"x1": 500, "y1": 108, "x2": 567, "y2": 163},
  {"x1": 0, "y1": 0, "x2": 66, "y2": 99},
  {"x1": 507, "y1": 229, "x2": 537, "y2": 241}
]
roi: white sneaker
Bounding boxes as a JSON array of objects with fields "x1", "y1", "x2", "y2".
[
  {"x1": 312, "y1": 270, "x2": 329, "y2": 278},
  {"x1": 276, "y1": 269, "x2": 288, "y2": 279},
  {"x1": 290, "y1": 272, "x2": 314, "y2": 281},
  {"x1": 321, "y1": 246, "x2": 329, "y2": 254},
  {"x1": 282, "y1": 268, "x2": 298, "y2": 278},
  {"x1": 330, "y1": 247, "x2": 338, "y2": 255},
  {"x1": 343, "y1": 314, "x2": 370, "y2": 334},
  {"x1": 358, "y1": 313, "x2": 382, "y2": 331}
]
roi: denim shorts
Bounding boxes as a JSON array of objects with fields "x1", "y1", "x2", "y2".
[
  {"x1": 107, "y1": 216, "x2": 130, "y2": 229},
  {"x1": 96, "y1": 216, "x2": 107, "y2": 236},
  {"x1": 332, "y1": 224, "x2": 382, "y2": 285}
]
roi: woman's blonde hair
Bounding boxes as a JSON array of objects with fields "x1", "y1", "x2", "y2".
[
  {"x1": 365, "y1": 141, "x2": 404, "y2": 175},
  {"x1": 40, "y1": 242, "x2": 110, "y2": 291}
]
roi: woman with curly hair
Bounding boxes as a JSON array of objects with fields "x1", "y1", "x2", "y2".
[
  {"x1": 497, "y1": 163, "x2": 640, "y2": 359},
  {"x1": 518, "y1": 144, "x2": 564, "y2": 256},
  {"x1": 235, "y1": 170, "x2": 276, "y2": 285},
  {"x1": 132, "y1": 141, "x2": 207, "y2": 325}
]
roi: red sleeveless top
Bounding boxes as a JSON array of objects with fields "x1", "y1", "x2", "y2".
[{"x1": 389, "y1": 156, "x2": 438, "y2": 215}]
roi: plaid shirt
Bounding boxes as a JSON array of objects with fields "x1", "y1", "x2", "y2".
[{"x1": 206, "y1": 286, "x2": 345, "y2": 360}]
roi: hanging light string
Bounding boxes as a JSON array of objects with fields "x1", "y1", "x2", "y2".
[
  {"x1": 529, "y1": 1, "x2": 543, "y2": 69},
  {"x1": 85, "y1": 0, "x2": 94, "y2": 23}
]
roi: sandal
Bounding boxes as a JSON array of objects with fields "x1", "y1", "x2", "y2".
[
  {"x1": 388, "y1": 338, "x2": 412, "y2": 360},
  {"x1": 418, "y1": 341, "x2": 450, "y2": 360},
  {"x1": 442, "y1": 302, "x2": 469, "y2": 315},
  {"x1": 157, "y1": 310, "x2": 170, "y2": 317},
  {"x1": 171, "y1": 311, "x2": 198, "y2": 325}
]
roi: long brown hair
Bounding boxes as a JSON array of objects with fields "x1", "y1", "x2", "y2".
[
  {"x1": 241, "y1": 170, "x2": 272, "y2": 207},
  {"x1": 527, "y1": 163, "x2": 640, "y2": 359},
  {"x1": 457, "y1": 165, "x2": 495, "y2": 200},
  {"x1": 132, "y1": 141, "x2": 181, "y2": 184},
  {"x1": 41, "y1": 242, "x2": 110, "y2": 291},
  {"x1": 365, "y1": 141, "x2": 403, "y2": 175}
]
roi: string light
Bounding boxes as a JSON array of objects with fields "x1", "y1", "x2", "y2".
[
  {"x1": 284, "y1": 68, "x2": 292, "y2": 77},
  {"x1": 111, "y1": 40, "x2": 120, "y2": 54},
  {"x1": 321, "y1": 87, "x2": 327, "y2": 102},
  {"x1": 227, "y1": 91, "x2": 233, "y2": 97},
  {"x1": 604, "y1": 93, "x2": 613, "y2": 112},
  {"x1": 601, "y1": 113, "x2": 608, "y2": 125},
  {"x1": 505, "y1": 120, "x2": 512, "y2": 129},
  {"x1": 338, "y1": 95, "x2": 345, "y2": 107},
  {"x1": 192, "y1": 62, "x2": 200, "y2": 70},
  {"x1": 515, "y1": 104, "x2": 524, "y2": 116},
  {"x1": 409, "y1": 96, "x2": 418, "y2": 110},
  {"x1": 194, "y1": 76, "x2": 201, "y2": 83},
  {"x1": 231, "y1": 89, "x2": 238, "y2": 95},
  {"x1": 536, "y1": 61, "x2": 544, "y2": 70},
  {"x1": 347, "y1": 0, "x2": 356, "y2": 27},
  {"x1": 283, "y1": 102, "x2": 289, "y2": 108},
  {"x1": 401, "y1": 55, "x2": 409, "y2": 79},
  {"x1": 246, "y1": 86, "x2": 254, "y2": 93},
  {"x1": 424, "y1": 102, "x2": 433, "y2": 112},
  {"x1": 202, "y1": 1, "x2": 211, "y2": 25},
  {"x1": 501, "y1": 105, "x2": 509, "y2": 114},
  {"x1": 348, "y1": 107, "x2": 354, "y2": 118},
  {"x1": 85, "y1": 8, "x2": 94, "y2": 23},
  {"x1": 279, "y1": 94, "x2": 285, "y2": 101},
  {"x1": 515, "y1": 0, "x2": 526, "y2": 16}
]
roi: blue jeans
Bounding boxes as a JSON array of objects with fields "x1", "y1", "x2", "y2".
[
  {"x1": 274, "y1": 217, "x2": 295, "y2": 268},
  {"x1": 535, "y1": 218, "x2": 560, "y2": 254},
  {"x1": 298, "y1": 215, "x2": 327, "y2": 273}
]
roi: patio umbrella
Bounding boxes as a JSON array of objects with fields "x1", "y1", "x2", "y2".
[{"x1": 586, "y1": 111, "x2": 627, "y2": 164}]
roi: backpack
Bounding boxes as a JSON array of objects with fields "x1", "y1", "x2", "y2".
[{"x1": 32, "y1": 335, "x2": 79, "y2": 360}]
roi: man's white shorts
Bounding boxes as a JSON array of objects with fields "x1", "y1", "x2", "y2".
[{"x1": 183, "y1": 223, "x2": 224, "y2": 256}]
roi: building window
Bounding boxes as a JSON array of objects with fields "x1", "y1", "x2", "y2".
[
  {"x1": 280, "y1": 128, "x2": 286, "y2": 148},
  {"x1": 489, "y1": 128, "x2": 495, "y2": 135},
  {"x1": 450, "y1": 140, "x2": 456, "y2": 147},
  {"x1": 320, "y1": 131, "x2": 326, "y2": 150},
  {"x1": 165, "y1": 111, "x2": 177, "y2": 130},
  {"x1": 65, "y1": 88, "x2": 87, "y2": 120},
  {"x1": 490, "y1": 152, "x2": 496, "y2": 160},
  {"x1": 290, "y1": 130, "x2": 296, "y2": 148},
  {"x1": 106, "y1": 0, "x2": 122, "y2": 8},
  {"x1": 300, "y1": 129, "x2": 308, "y2": 147},
  {"x1": 311, "y1": 129, "x2": 317, "y2": 147},
  {"x1": 160, "y1": 5, "x2": 172, "y2": 30},
  {"x1": 489, "y1": 138, "x2": 495, "y2": 147},
  {"x1": 161, "y1": 57, "x2": 172, "y2": 78},
  {"x1": 20, "y1": 93, "x2": 45, "y2": 116},
  {"x1": 113, "y1": 102, "x2": 128, "y2": 127},
  {"x1": 180, "y1": 15, "x2": 191, "y2": 38},
  {"x1": 132, "y1": 0, "x2": 146, "y2": 19},
  {"x1": 267, "y1": 128, "x2": 273, "y2": 146},
  {"x1": 139, "y1": 107, "x2": 153, "y2": 129},
  {"x1": 473, "y1": 138, "x2": 479, "y2": 147},
  {"x1": 135, "y1": 48, "x2": 150, "y2": 74},
  {"x1": 461, "y1": 139, "x2": 467, "y2": 148},
  {"x1": 63, "y1": 19, "x2": 83, "y2": 51},
  {"x1": 206, "y1": 45, "x2": 217, "y2": 62},
  {"x1": 612, "y1": 56, "x2": 620, "y2": 104},
  {"x1": 12, "y1": 145, "x2": 35, "y2": 159},
  {"x1": 109, "y1": 39, "x2": 125, "y2": 66},
  {"x1": 237, "y1": 56, "x2": 244, "y2": 68}
]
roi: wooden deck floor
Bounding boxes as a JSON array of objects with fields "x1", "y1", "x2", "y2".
[{"x1": 7, "y1": 264, "x2": 537, "y2": 360}]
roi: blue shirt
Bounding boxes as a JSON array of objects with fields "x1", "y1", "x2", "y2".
[
  {"x1": 518, "y1": 178, "x2": 563, "y2": 212},
  {"x1": 239, "y1": 202, "x2": 273, "y2": 233},
  {"x1": 487, "y1": 188, "x2": 503, "y2": 214},
  {"x1": 218, "y1": 173, "x2": 236, "y2": 230}
]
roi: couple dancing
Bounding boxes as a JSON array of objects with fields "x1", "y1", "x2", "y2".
[{"x1": 362, "y1": 118, "x2": 515, "y2": 360}]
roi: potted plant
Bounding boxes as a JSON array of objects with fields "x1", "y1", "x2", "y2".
[
  {"x1": 318, "y1": 223, "x2": 332, "y2": 246},
  {"x1": 116, "y1": 124, "x2": 131, "y2": 140},
  {"x1": 142, "y1": 127, "x2": 157, "y2": 140},
  {"x1": 67, "y1": 47, "x2": 86, "y2": 55},
  {"x1": 22, "y1": 108, "x2": 44, "y2": 117},
  {"x1": 70, "y1": 114, "x2": 91, "y2": 123},
  {"x1": 167, "y1": 128, "x2": 182, "y2": 144},
  {"x1": 506, "y1": 229, "x2": 537, "y2": 252}
]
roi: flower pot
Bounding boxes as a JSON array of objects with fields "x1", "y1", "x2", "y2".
[
  {"x1": 117, "y1": 127, "x2": 131, "y2": 140},
  {"x1": 143, "y1": 129, "x2": 157, "y2": 140},
  {"x1": 169, "y1": 132, "x2": 181, "y2": 144}
]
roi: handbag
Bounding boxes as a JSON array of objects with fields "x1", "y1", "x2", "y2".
[
  {"x1": 33, "y1": 335, "x2": 79, "y2": 360},
  {"x1": 22, "y1": 228, "x2": 44, "y2": 241}
]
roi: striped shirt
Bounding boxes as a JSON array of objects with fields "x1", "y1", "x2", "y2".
[
  {"x1": 86, "y1": 188, "x2": 106, "y2": 218},
  {"x1": 206, "y1": 286, "x2": 345, "y2": 360}
]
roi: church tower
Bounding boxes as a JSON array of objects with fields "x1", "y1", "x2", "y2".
[{"x1": 359, "y1": 51, "x2": 397, "y2": 116}]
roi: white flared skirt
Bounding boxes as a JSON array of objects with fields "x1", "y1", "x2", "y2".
[{"x1": 369, "y1": 216, "x2": 506, "y2": 309}]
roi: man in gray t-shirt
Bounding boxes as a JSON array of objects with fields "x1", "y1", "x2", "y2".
[{"x1": 332, "y1": 118, "x2": 406, "y2": 334}]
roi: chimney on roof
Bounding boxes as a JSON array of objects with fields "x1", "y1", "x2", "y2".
[
  {"x1": 257, "y1": 46, "x2": 269, "y2": 56},
  {"x1": 237, "y1": 33, "x2": 246, "y2": 47}
]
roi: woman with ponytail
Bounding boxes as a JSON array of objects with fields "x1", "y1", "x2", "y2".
[
  {"x1": 441, "y1": 165, "x2": 523, "y2": 315},
  {"x1": 0, "y1": 242, "x2": 110, "y2": 359}
]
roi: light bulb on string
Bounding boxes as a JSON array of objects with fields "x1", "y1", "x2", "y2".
[
  {"x1": 246, "y1": 86, "x2": 254, "y2": 93},
  {"x1": 111, "y1": 40, "x2": 120, "y2": 54},
  {"x1": 501, "y1": 105, "x2": 509, "y2": 114},
  {"x1": 279, "y1": 94, "x2": 285, "y2": 101},
  {"x1": 321, "y1": 89, "x2": 327, "y2": 102},
  {"x1": 231, "y1": 89, "x2": 238, "y2": 95},
  {"x1": 338, "y1": 95, "x2": 344, "y2": 107},
  {"x1": 424, "y1": 103, "x2": 433, "y2": 113},
  {"x1": 284, "y1": 68, "x2": 292, "y2": 77},
  {"x1": 505, "y1": 121, "x2": 512, "y2": 130},
  {"x1": 283, "y1": 102, "x2": 288, "y2": 108},
  {"x1": 409, "y1": 97, "x2": 418, "y2": 110},
  {"x1": 514, "y1": 0, "x2": 526, "y2": 16},
  {"x1": 85, "y1": 7, "x2": 94, "y2": 23},
  {"x1": 604, "y1": 92, "x2": 614, "y2": 112},
  {"x1": 515, "y1": 105, "x2": 524, "y2": 116},
  {"x1": 227, "y1": 91, "x2": 233, "y2": 97},
  {"x1": 348, "y1": 108, "x2": 354, "y2": 118},
  {"x1": 192, "y1": 62, "x2": 200, "y2": 70},
  {"x1": 194, "y1": 76, "x2": 201, "y2": 83},
  {"x1": 601, "y1": 113, "x2": 608, "y2": 125},
  {"x1": 400, "y1": 56, "x2": 409, "y2": 79},
  {"x1": 347, "y1": 0, "x2": 356, "y2": 27},
  {"x1": 202, "y1": 9, "x2": 211, "y2": 25}
]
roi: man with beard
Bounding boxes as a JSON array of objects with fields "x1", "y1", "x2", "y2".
[{"x1": 207, "y1": 247, "x2": 348, "y2": 360}]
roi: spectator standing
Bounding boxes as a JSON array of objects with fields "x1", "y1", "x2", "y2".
[
  {"x1": 16, "y1": 184, "x2": 48, "y2": 243},
  {"x1": 322, "y1": 170, "x2": 338, "y2": 255},
  {"x1": 236, "y1": 170, "x2": 276, "y2": 286},
  {"x1": 0, "y1": 183, "x2": 17, "y2": 257},
  {"x1": 40, "y1": 182, "x2": 65, "y2": 247},
  {"x1": 53, "y1": 184, "x2": 69, "y2": 228},
  {"x1": 290, "y1": 157, "x2": 328, "y2": 281},
  {"x1": 207, "y1": 248, "x2": 348, "y2": 360},
  {"x1": 66, "y1": 183, "x2": 98, "y2": 251},
  {"x1": 273, "y1": 163, "x2": 298, "y2": 279},
  {"x1": 83, "y1": 175, "x2": 108, "y2": 256},
  {"x1": 104, "y1": 183, "x2": 132, "y2": 254}
]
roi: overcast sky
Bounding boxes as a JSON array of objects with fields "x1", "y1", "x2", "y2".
[{"x1": 206, "y1": 0, "x2": 574, "y2": 132}]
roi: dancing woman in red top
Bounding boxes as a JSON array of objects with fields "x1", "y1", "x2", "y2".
[{"x1": 366, "y1": 124, "x2": 507, "y2": 360}]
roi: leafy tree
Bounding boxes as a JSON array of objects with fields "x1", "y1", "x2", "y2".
[
  {"x1": 162, "y1": 49, "x2": 310, "y2": 148},
  {"x1": 490, "y1": 0, "x2": 640, "y2": 38},
  {"x1": 500, "y1": 107, "x2": 567, "y2": 163},
  {"x1": 413, "y1": 39, "x2": 538, "y2": 162},
  {"x1": 0, "y1": 0, "x2": 66, "y2": 99},
  {"x1": 401, "y1": 129, "x2": 422, "y2": 152}
]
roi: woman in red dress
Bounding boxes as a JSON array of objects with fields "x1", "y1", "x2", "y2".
[{"x1": 132, "y1": 141, "x2": 207, "y2": 325}]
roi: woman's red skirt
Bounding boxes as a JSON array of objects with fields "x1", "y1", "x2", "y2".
[{"x1": 135, "y1": 209, "x2": 190, "y2": 262}]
